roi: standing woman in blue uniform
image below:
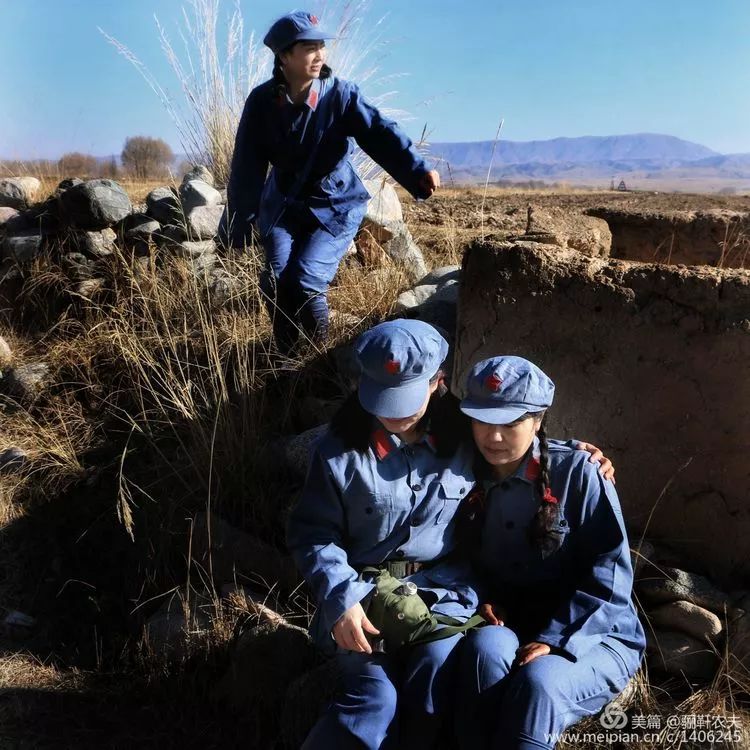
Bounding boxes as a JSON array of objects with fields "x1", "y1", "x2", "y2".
[
  {"x1": 454, "y1": 356, "x2": 646, "y2": 750},
  {"x1": 219, "y1": 11, "x2": 440, "y2": 352}
]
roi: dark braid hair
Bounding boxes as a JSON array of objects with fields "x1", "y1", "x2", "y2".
[
  {"x1": 527, "y1": 412, "x2": 568, "y2": 558},
  {"x1": 272, "y1": 48, "x2": 332, "y2": 100}
]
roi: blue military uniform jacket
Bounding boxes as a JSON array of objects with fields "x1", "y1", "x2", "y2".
[
  {"x1": 474, "y1": 437, "x2": 646, "y2": 665},
  {"x1": 220, "y1": 73, "x2": 431, "y2": 246},
  {"x1": 286, "y1": 422, "x2": 480, "y2": 654}
]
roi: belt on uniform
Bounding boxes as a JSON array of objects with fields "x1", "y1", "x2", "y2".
[{"x1": 361, "y1": 559, "x2": 430, "y2": 580}]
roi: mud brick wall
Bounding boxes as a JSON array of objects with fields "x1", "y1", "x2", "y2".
[
  {"x1": 586, "y1": 208, "x2": 750, "y2": 268},
  {"x1": 453, "y1": 240, "x2": 750, "y2": 583}
]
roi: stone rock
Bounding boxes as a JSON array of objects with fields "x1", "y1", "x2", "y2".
[
  {"x1": 328, "y1": 309, "x2": 361, "y2": 331},
  {"x1": 416, "y1": 265, "x2": 461, "y2": 287},
  {"x1": 186, "y1": 204, "x2": 223, "y2": 240},
  {"x1": 146, "y1": 186, "x2": 182, "y2": 225},
  {"x1": 646, "y1": 629, "x2": 718, "y2": 682},
  {"x1": 154, "y1": 223, "x2": 188, "y2": 249},
  {"x1": 0, "y1": 177, "x2": 40, "y2": 209},
  {"x1": 79, "y1": 228, "x2": 117, "y2": 257},
  {"x1": 122, "y1": 214, "x2": 161, "y2": 254},
  {"x1": 58, "y1": 179, "x2": 132, "y2": 230},
  {"x1": 1, "y1": 610, "x2": 36, "y2": 638},
  {"x1": 510, "y1": 206, "x2": 612, "y2": 258},
  {"x1": 61, "y1": 252, "x2": 95, "y2": 281},
  {"x1": 361, "y1": 179, "x2": 403, "y2": 242},
  {"x1": 648, "y1": 601, "x2": 723, "y2": 644},
  {"x1": 0, "y1": 447, "x2": 29, "y2": 475},
  {"x1": 216, "y1": 620, "x2": 317, "y2": 714},
  {"x1": 395, "y1": 284, "x2": 439, "y2": 312},
  {"x1": 25, "y1": 197, "x2": 63, "y2": 234},
  {"x1": 144, "y1": 594, "x2": 214, "y2": 653},
  {"x1": 281, "y1": 659, "x2": 344, "y2": 748},
  {"x1": 190, "y1": 511, "x2": 299, "y2": 591},
  {"x1": 179, "y1": 179, "x2": 222, "y2": 213},
  {"x1": 2, "y1": 232, "x2": 43, "y2": 262},
  {"x1": 4, "y1": 361, "x2": 51, "y2": 401},
  {"x1": 55, "y1": 177, "x2": 84, "y2": 196},
  {"x1": 0, "y1": 335, "x2": 12, "y2": 367},
  {"x1": 384, "y1": 224, "x2": 427, "y2": 282},
  {"x1": 638, "y1": 568, "x2": 731, "y2": 615},
  {"x1": 74, "y1": 278, "x2": 105, "y2": 298},
  {"x1": 189, "y1": 252, "x2": 217, "y2": 275},
  {"x1": 182, "y1": 165, "x2": 214, "y2": 187},
  {"x1": 171, "y1": 239, "x2": 216, "y2": 257},
  {"x1": 0, "y1": 207, "x2": 21, "y2": 228},
  {"x1": 276, "y1": 424, "x2": 328, "y2": 481},
  {"x1": 396, "y1": 280, "x2": 459, "y2": 331}
]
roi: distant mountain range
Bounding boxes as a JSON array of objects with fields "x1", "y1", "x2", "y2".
[{"x1": 426, "y1": 134, "x2": 750, "y2": 191}]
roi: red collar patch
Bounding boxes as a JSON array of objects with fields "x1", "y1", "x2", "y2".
[
  {"x1": 371, "y1": 428, "x2": 394, "y2": 461},
  {"x1": 524, "y1": 456, "x2": 541, "y2": 481},
  {"x1": 308, "y1": 88, "x2": 319, "y2": 109}
]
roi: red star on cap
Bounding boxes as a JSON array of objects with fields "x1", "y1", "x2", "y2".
[
  {"x1": 310, "y1": 14, "x2": 319, "y2": 24},
  {"x1": 485, "y1": 373, "x2": 503, "y2": 392},
  {"x1": 385, "y1": 358, "x2": 400, "y2": 375}
]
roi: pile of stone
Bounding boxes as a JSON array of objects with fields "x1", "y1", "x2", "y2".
[
  {"x1": 0, "y1": 170, "x2": 429, "y2": 300},
  {"x1": 634, "y1": 539, "x2": 750, "y2": 683},
  {"x1": 358, "y1": 179, "x2": 427, "y2": 282},
  {"x1": 394, "y1": 264, "x2": 460, "y2": 331}
]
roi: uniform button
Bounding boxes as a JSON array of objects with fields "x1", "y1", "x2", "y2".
[
  {"x1": 396, "y1": 550, "x2": 406, "y2": 558},
  {"x1": 505, "y1": 521, "x2": 514, "y2": 529},
  {"x1": 412, "y1": 483, "x2": 423, "y2": 492},
  {"x1": 459, "y1": 488, "x2": 466, "y2": 495},
  {"x1": 511, "y1": 561, "x2": 522, "y2": 569},
  {"x1": 410, "y1": 518, "x2": 419, "y2": 526},
  {"x1": 501, "y1": 481, "x2": 510, "y2": 491},
  {"x1": 365, "y1": 507, "x2": 373, "y2": 515}
]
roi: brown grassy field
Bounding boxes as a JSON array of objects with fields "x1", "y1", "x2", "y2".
[{"x1": 0, "y1": 181, "x2": 748, "y2": 748}]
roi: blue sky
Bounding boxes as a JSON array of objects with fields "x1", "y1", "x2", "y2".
[{"x1": 2, "y1": 0, "x2": 749, "y2": 159}]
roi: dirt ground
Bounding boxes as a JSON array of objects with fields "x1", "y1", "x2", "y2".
[{"x1": 400, "y1": 187, "x2": 750, "y2": 267}]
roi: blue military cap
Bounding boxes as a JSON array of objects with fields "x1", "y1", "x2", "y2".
[
  {"x1": 263, "y1": 11, "x2": 335, "y2": 55},
  {"x1": 460, "y1": 356, "x2": 555, "y2": 424},
  {"x1": 354, "y1": 320, "x2": 449, "y2": 419}
]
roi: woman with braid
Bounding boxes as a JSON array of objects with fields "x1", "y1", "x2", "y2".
[
  {"x1": 453, "y1": 356, "x2": 645, "y2": 750},
  {"x1": 286, "y1": 325, "x2": 616, "y2": 749}
]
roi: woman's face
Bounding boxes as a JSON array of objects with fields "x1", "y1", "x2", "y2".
[
  {"x1": 471, "y1": 414, "x2": 542, "y2": 469},
  {"x1": 376, "y1": 378, "x2": 441, "y2": 436},
  {"x1": 280, "y1": 41, "x2": 327, "y2": 80}
]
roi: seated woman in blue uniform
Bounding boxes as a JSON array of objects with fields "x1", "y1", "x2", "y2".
[
  {"x1": 219, "y1": 11, "x2": 440, "y2": 353},
  {"x1": 454, "y1": 356, "x2": 646, "y2": 750},
  {"x1": 286, "y1": 321, "x2": 616, "y2": 750}
]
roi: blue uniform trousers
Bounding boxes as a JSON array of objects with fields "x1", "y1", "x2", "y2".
[
  {"x1": 260, "y1": 200, "x2": 365, "y2": 352},
  {"x1": 303, "y1": 633, "x2": 464, "y2": 750},
  {"x1": 456, "y1": 626, "x2": 638, "y2": 750}
]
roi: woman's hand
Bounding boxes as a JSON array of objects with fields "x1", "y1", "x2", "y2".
[
  {"x1": 479, "y1": 602, "x2": 507, "y2": 626},
  {"x1": 577, "y1": 441, "x2": 616, "y2": 484},
  {"x1": 419, "y1": 169, "x2": 440, "y2": 197},
  {"x1": 332, "y1": 602, "x2": 381, "y2": 653},
  {"x1": 515, "y1": 641, "x2": 551, "y2": 666}
]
